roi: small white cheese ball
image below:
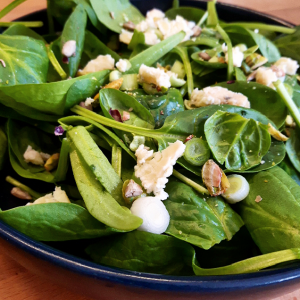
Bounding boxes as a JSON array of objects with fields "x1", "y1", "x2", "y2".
[
  {"x1": 119, "y1": 29, "x2": 134, "y2": 44},
  {"x1": 62, "y1": 40, "x2": 76, "y2": 57},
  {"x1": 139, "y1": 64, "x2": 171, "y2": 88},
  {"x1": 274, "y1": 57, "x2": 299, "y2": 75},
  {"x1": 23, "y1": 146, "x2": 45, "y2": 166},
  {"x1": 130, "y1": 197, "x2": 170, "y2": 234},
  {"x1": 79, "y1": 54, "x2": 115, "y2": 75},
  {"x1": 222, "y1": 174, "x2": 250, "y2": 204},
  {"x1": 256, "y1": 67, "x2": 278, "y2": 88}
]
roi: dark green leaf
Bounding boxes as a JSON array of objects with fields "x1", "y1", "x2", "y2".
[
  {"x1": 0, "y1": 203, "x2": 115, "y2": 241},
  {"x1": 204, "y1": 110, "x2": 271, "y2": 171},
  {"x1": 165, "y1": 181, "x2": 243, "y2": 249},
  {"x1": 165, "y1": 7, "x2": 205, "y2": 23},
  {"x1": 279, "y1": 157, "x2": 300, "y2": 186},
  {"x1": 86, "y1": 231, "x2": 195, "y2": 275},
  {"x1": 0, "y1": 35, "x2": 48, "y2": 86},
  {"x1": 286, "y1": 128, "x2": 300, "y2": 173},
  {"x1": 0, "y1": 127, "x2": 8, "y2": 170},
  {"x1": 238, "y1": 167, "x2": 300, "y2": 253},
  {"x1": 90, "y1": 0, "x2": 144, "y2": 33}
]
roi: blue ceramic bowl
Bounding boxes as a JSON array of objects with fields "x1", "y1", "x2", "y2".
[{"x1": 1, "y1": 1, "x2": 299, "y2": 299}]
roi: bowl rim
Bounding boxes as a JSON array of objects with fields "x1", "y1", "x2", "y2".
[{"x1": 1, "y1": 0, "x2": 299, "y2": 294}]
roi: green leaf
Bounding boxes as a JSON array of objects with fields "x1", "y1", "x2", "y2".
[
  {"x1": 86, "y1": 231, "x2": 195, "y2": 275},
  {"x1": 164, "y1": 181, "x2": 243, "y2": 249},
  {"x1": 0, "y1": 70, "x2": 109, "y2": 116},
  {"x1": 279, "y1": 157, "x2": 300, "y2": 186},
  {"x1": 204, "y1": 110, "x2": 271, "y2": 171},
  {"x1": 0, "y1": 203, "x2": 115, "y2": 241},
  {"x1": 238, "y1": 167, "x2": 300, "y2": 253},
  {"x1": 0, "y1": 127, "x2": 8, "y2": 170},
  {"x1": 90, "y1": 0, "x2": 144, "y2": 33},
  {"x1": 0, "y1": 35, "x2": 49, "y2": 86},
  {"x1": 286, "y1": 128, "x2": 300, "y2": 173},
  {"x1": 69, "y1": 144, "x2": 142, "y2": 231},
  {"x1": 128, "y1": 29, "x2": 145, "y2": 50},
  {"x1": 191, "y1": 51, "x2": 227, "y2": 69},
  {"x1": 127, "y1": 31, "x2": 185, "y2": 74},
  {"x1": 274, "y1": 26, "x2": 300, "y2": 64},
  {"x1": 224, "y1": 25, "x2": 281, "y2": 62},
  {"x1": 216, "y1": 81, "x2": 288, "y2": 129},
  {"x1": 165, "y1": 6, "x2": 206, "y2": 23},
  {"x1": 134, "y1": 88, "x2": 184, "y2": 128},
  {"x1": 3, "y1": 24, "x2": 45, "y2": 41},
  {"x1": 60, "y1": 4, "x2": 87, "y2": 77}
]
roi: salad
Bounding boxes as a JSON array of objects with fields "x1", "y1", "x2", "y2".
[{"x1": 1, "y1": 0, "x2": 300, "y2": 277}]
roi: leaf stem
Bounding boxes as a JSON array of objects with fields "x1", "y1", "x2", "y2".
[
  {"x1": 0, "y1": 21, "x2": 43, "y2": 27},
  {"x1": 216, "y1": 24, "x2": 234, "y2": 81},
  {"x1": 193, "y1": 248, "x2": 300, "y2": 275},
  {"x1": 112, "y1": 144, "x2": 122, "y2": 178},
  {"x1": 172, "y1": 46, "x2": 194, "y2": 99},
  {"x1": 47, "y1": 44, "x2": 67, "y2": 80},
  {"x1": 207, "y1": 0, "x2": 218, "y2": 27},
  {"x1": 173, "y1": 170, "x2": 209, "y2": 195},
  {"x1": 197, "y1": 11, "x2": 208, "y2": 27},
  {"x1": 5, "y1": 176, "x2": 42, "y2": 199},
  {"x1": 0, "y1": 0, "x2": 27, "y2": 20},
  {"x1": 274, "y1": 80, "x2": 300, "y2": 128},
  {"x1": 224, "y1": 23, "x2": 295, "y2": 34}
]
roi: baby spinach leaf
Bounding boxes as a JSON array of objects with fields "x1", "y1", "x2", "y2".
[
  {"x1": 180, "y1": 36, "x2": 220, "y2": 48},
  {"x1": 286, "y1": 128, "x2": 300, "y2": 173},
  {"x1": 224, "y1": 25, "x2": 281, "y2": 62},
  {"x1": 90, "y1": 0, "x2": 144, "y2": 33},
  {"x1": 164, "y1": 181, "x2": 243, "y2": 249},
  {"x1": 134, "y1": 88, "x2": 184, "y2": 128},
  {"x1": 81, "y1": 30, "x2": 121, "y2": 66},
  {"x1": 3, "y1": 24, "x2": 45, "y2": 41},
  {"x1": 285, "y1": 75, "x2": 300, "y2": 108},
  {"x1": 279, "y1": 157, "x2": 300, "y2": 186},
  {"x1": 165, "y1": 6, "x2": 206, "y2": 23},
  {"x1": 86, "y1": 231, "x2": 194, "y2": 275},
  {"x1": 216, "y1": 81, "x2": 287, "y2": 129},
  {"x1": 274, "y1": 26, "x2": 300, "y2": 64},
  {"x1": 205, "y1": 110, "x2": 271, "y2": 171},
  {"x1": 68, "y1": 126, "x2": 124, "y2": 205},
  {"x1": 61, "y1": 4, "x2": 87, "y2": 77},
  {"x1": 0, "y1": 203, "x2": 115, "y2": 241},
  {"x1": 234, "y1": 67, "x2": 247, "y2": 81},
  {"x1": 47, "y1": 0, "x2": 75, "y2": 25},
  {"x1": 0, "y1": 70, "x2": 109, "y2": 116},
  {"x1": 127, "y1": 31, "x2": 185, "y2": 74},
  {"x1": 0, "y1": 35, "x2": 49, "y2": 86},
  {"x1": 238, "y1": 167, "x2": 300, "y2": 253},
  {"x1": 69, "y1": 144, "x2": 142, "y2": 231},
  {"x1": 128, "y1": 29, "x2": 145, "y2": 51},
  {"x1": 193, "y1": 248, "x2": 300, "y2": 275}
]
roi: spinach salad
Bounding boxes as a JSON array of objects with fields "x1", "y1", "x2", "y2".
[{"x1": 1, "y1": 0, "x2": 300, "y2": 276}]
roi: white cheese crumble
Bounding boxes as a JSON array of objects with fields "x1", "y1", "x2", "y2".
[
  {"x1": 222, "y1": 43, "x2": 244, "y2": 67},
  {"x1": 23, "y1": 146, "x2": 49, "y2": 166},
  {"x1": 62, "y1": 40, "x2": 76, "y2": 57},
  {"x1": 274, "y1": 57, "x2": 299, "y2": 76},
  {"x1": 185, "y1": 86, "x2": 250, "y2": 109},
  {"x1": 119, "y1": 29, "x2": 134, "y2": 44},
  {"x1": 136, "y1": 20, "x2": 148, "y2": 32},
  {"x1": 115, "y1": 59, "x2": 130, "y2": 72},
  {"x1": 85, "y1": 97, "x2": 94, "y2": 107},
  {"x1": 256, "y1": 67, "x2": 278, "y2": 88},
  {"x1": 144, "y1": 30, "x2": 161, "y2": 45},
  {"x1": 139, "y1": 64, "x2": 171, "y2": 88},
  {"x1": 27, "y1": 187, "x2": 71, "y2": 206},
  {"x1": 134, "y1": 141, "x2": 186, "y2": 200},
  {"x1": 146, "y1": 8, "x2": 165, "y2": 20},
  {"x1": 78, "y1": 55, "x2": 115, "y2": 75},
  {"x1": 130, "y1": 196, "x2": 170, "y2": 234}
]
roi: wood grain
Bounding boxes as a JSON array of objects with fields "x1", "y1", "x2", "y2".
[{"x1": 1, "y1": 0, "x2": 300, "y2": 299}]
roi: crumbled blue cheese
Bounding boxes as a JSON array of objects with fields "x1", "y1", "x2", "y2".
[
  {"x1": 23, "y1": 146, "x2": 50, "y2": 166},
  {"x1": 144, "y1": 30, "x2": 161, "y2": 45},
  {"x1": 27, "y1": 187, "x2": 71, "y2": 205},
  {"x1": 222, "y1": 43, "x2": 244, "y2": 67},
  {"x1": 185, "y1": 86, "x2": 250, "y2": 109},
  {"x1": 130, "y1": 196, "x2": 170, "y2": 234},
  {"x1": 274, "y1": 57, "x2": 299, "y2": 76},
  {"x1": 61, "y1": 40, "x2": 76, "y2": 57},
  {"x1": 119, "y1": 29, "x2": 134, "y2": 44},
  {"x1": 84, "y1": 97, "x2": 94, "y2": 107},
  {"x1": 134, "y1": 141, "x2": 186, "y2": 200},
  {"x1": 78, "y1": 55, "x2": 115, "y2": 75},
  {"x1": 256, "y1": 67, "x2": 278, "y2": 88},
  {"x1": 139, "y1": 64, "x2": 172, "y2": 88}
]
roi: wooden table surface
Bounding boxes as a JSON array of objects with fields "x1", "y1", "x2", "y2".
[{"x1": 1, "y1": 0, "x2": 300, "y2": 299}]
